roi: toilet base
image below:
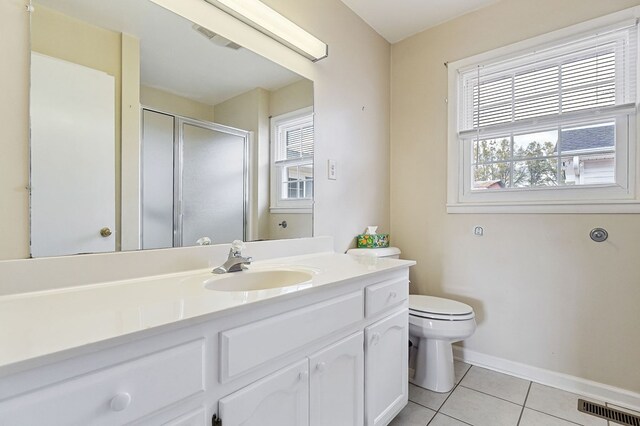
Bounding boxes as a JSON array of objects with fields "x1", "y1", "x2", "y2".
[{"x1": 410, "y1": 337, "x2": 455, "y2": 393}]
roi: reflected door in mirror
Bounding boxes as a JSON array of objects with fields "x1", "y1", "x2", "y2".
[
  {"x1": 181, "y1": 122, "x2": 246, "y2": 246},
  {"x1": 30, "y1": 53, "x2": 116, "y2": 257}
]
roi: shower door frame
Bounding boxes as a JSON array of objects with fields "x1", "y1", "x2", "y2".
[{"x1": 141, "y1": 107, "x2": 250, "y2": 247}]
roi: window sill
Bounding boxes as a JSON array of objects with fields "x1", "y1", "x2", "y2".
[
  {"x1": 269, "y1": 207, "x2": 313, "y2": 214},
  {"x1": 446, "y1": 200, "x2": 640, "y2": 214}
]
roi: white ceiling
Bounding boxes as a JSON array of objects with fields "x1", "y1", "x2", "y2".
[
  {"x1": 340, "y1": 0, "x2": 500, "y2": 43},
  {"x1": 35, "y1": 0, "x2": 304, "y2": 106}
]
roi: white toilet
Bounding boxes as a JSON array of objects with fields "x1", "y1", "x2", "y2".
[
  {"x1": 346, "y1": 246, "x2": 476, "y2": 393},
  {"x1": 346, "y1": 247, "x2": 401, "y2": 259},
  {"x1": 409, "y1": 295, "x2": 476, "y2": 392}
]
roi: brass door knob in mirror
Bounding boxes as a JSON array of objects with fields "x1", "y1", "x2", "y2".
[{"x1": 100, "y1": 227, "x2": 112, "y2": 238}]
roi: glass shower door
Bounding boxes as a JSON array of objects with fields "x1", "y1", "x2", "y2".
[{"x1": 179, "y1": 121, "x2": 247, "y2": 246}]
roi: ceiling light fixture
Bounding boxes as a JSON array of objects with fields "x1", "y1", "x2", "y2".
[{"x1": 203, "y1": 0, "x2": 328, "y2": 61}]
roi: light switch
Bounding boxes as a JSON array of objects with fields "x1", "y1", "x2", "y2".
[{"x1": 328, "y1": 159, "x2": 337, "y2": 180}]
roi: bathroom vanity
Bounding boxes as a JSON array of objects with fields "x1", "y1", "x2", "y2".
[{"x1": 0, "y1": 252, "x2": 414, "y2": 426}]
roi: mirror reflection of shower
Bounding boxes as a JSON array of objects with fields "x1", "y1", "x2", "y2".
[{"x1": 141, "y1": 109, "x2": 248, "y2": 249}]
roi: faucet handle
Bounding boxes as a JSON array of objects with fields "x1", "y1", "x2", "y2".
[{"x1": 231, "y1": 240, "x2": 246, "y2": 254}]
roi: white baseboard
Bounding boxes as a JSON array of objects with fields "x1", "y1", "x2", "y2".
[{"x1": 453, "y1": 346, "x2": 640, "y2": 411}]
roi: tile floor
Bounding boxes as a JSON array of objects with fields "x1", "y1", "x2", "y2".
[{"x1": 390, "y1": 361, "x2": 640, "y2": 426}]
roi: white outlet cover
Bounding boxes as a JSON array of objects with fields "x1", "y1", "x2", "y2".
[{"x1": 328, "y1": 159, "x2": 337, "y2": 180}]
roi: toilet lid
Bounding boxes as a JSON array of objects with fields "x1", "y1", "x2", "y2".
[{"x1": 409, "y1": 295, "x2": 474, "y2": 318}]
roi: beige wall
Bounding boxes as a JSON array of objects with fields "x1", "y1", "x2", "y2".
[
  {"x1": 268, "y1": 213, "x2": 313, "y2": 239},
  {"x1": 269, "y1": 79, "x2": 314, "y2": 117},
  {"x1": 391, "y1": 0, "x2": 640, "y2": 393},
  {"x1": 141, "y1": 85, "x2": 215, "y2": 122},
  {"x1": 0, "y1": 0, "x2": 30, "y2": 259},
  {"x1": 120, "y1": 36, "x2": 142, "y2": 251}
]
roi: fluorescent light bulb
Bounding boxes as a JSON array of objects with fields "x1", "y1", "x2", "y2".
[{"x1": 203, "y1": 0, "x2": 328, "y2": 61}]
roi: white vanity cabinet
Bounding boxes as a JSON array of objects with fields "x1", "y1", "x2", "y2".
[
  {"x1": 0, "y1": 339, "x2": 206, "y2": 426},
  {"x1": 365, "y1": 309, "x2": 409, "y2": 426},
  {"x1": 217, "y1": 359, "x2": 310, "y2": 426},
  {"x1": 0, "y1": 265, "x2": 411, "y2": 426},
  {"x1": 217, "y1": 332, "x2": 364, "y2": 426},
  {"x1": 309, "y1": 332, "x2": 364, "y2": 426}
]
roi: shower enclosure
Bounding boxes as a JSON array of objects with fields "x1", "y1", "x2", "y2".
[{"x1": 141, "y1": 109, "x2": 249, "y2": 249}]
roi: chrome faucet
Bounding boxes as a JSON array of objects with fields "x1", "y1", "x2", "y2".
[{"x1": 212, "y1": 240, "x2": 252, "y2": 274}]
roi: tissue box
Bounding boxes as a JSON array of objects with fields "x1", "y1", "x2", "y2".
[{"x1": 356, "y1": 233, "x2": 389, "y2": 248}]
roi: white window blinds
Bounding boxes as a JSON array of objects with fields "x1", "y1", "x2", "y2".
[
  {"x1": 275, "y1": 118, "x2": 314, "y2": 165},
  {"x1": 458, "y1": 21, "x2": 638, "y2": 136},
  {"x1": 284, "y1": 125, "x2": 314, "y2": 160}
]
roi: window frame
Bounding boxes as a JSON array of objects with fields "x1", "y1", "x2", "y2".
[
  {"x1": 447, "y1": 8, "x2": 640, "y2": 213},
  {"x1": 270, "y1": 107, "x2": 314, "y2": 214}
]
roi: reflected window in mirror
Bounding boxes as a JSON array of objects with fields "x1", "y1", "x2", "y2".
[{"x1": 271, "y1": 108, "x2": 314, "y2": 213}]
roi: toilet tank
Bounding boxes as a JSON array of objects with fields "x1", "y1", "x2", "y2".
[{"x1": 346, "y1": 247, "x2": 401, "y2": 259}]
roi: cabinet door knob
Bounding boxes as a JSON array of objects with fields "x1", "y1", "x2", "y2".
[
  {"x1": 100, "y1": 227, "x2": 112, "y2": 238},
  {"x1": 298, "y1": 371, "x2": 309, "y2": 381},
  {"x1": 110, "y1": 392, "x2": 131, "y2": 412},
  {"x1": 316, "y1": 362, "x2": 326, "y2": 373},
  {"x1": 370, "y1": 332, "x2": 381, "y2": 346}
]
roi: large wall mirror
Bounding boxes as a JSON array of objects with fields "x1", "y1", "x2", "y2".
[{"x1": 28, "y1": 0, "x2": 314, "y2": 258}]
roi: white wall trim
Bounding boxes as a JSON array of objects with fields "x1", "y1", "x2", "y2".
[
  {"x1": 447, "y1": 200, "x2": 640, "y2": 214},
  {"x1": 453, "y1": 346, "x2": 640, "y2": 411}
]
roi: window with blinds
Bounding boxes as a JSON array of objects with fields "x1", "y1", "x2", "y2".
[
  {"x1": 447, "y1": 14, "x2": 640, "y2": 213},
  {"x1": 459, "y1": 23, "x2": 637, "y2": 135},
  {"x1": 271, "y1": 108, "x2": 314, "y2": 211},
  {"x1": 284, "y1": 125, "x2": 314, "y2": 160}
]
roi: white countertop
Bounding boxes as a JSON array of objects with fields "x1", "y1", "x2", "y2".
[{"x1": 0, "y1": 252, "x2": 414, "y2": 375}]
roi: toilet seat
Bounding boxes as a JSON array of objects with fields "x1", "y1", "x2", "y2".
[{"x1": 409, "y1": 295, "x2": 474, "y2": 321}]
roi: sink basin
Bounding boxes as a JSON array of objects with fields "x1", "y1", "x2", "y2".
[{"x1": 204, "y1": 269, "x2": 313, "y2": 292}]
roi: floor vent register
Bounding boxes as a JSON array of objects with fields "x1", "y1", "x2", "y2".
[{"x1": 578, "y1": 399, "x2": 640, "y2": 426}]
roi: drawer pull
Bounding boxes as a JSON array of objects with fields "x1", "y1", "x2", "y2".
[
  {"x1": 110, "y1": 392, "x2": 132, "y2": 412},
  {"x1": 316, "y1": 362, "x2": 326, "y2": 373},
  {"x1": 389, "y1": 291, "x2": 397, "y2": 299},
  {"x1": 298, "y1": 371, "x2": 309, "y2": 381},
  {"x1": 370, "y1": 332, "x2": 381, "y2": 346}
]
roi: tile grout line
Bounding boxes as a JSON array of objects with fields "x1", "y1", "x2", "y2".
[
  {"x1": 456, "y1": 384, "x2": 526, "y2": 407},
  {"x1": 525, "y1": 406, "x2": 585, "y2": 425},
  {"x1": 432, "y1": 412, "x2": 475, "y2": 426},
  {"x1": 516, "y1": 381, "x2": 533, "y2": 426},
  {"x1": 426, "y1": 365, "x2": 473, "y2": 426},
  {"x1": 527, "y1": 380, "x2": 595, "y2": 426}
]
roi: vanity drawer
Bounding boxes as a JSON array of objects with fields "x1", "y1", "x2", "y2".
[
  {"x1": 365, "y1": 278, "x2": 408, "y2": 317},
  {"x1": 0, "y1": 339, "x2": 205, "y2": 426},
  {"x1": 220, "y1": 291, "x2": 363, "y2": 381}
]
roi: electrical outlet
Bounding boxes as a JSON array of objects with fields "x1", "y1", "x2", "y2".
[{"x1": 328, "y1": 159, "x2": 337, "y2": 180}]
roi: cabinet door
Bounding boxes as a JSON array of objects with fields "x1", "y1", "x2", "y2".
[
  {"x1": 309, "y1": 332, "x2": 364, "y2": 426},
  {"x1": 365, "y1": 309, "x2": 408, "y2": 426},
  {"x1": 218, "y1": 359, "x2": 309, "y2": 426},
  {"x1": 162, "y1": 407, "x2": 206, "y2": 426}
]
